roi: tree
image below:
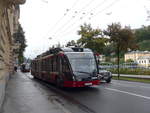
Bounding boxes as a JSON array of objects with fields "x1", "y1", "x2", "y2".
[
  {"x1": 138, "y1": 40, "x2": 150, "y2": 51},
  {"x1": 66, "y1": 40, "x2": 77, "y2": 47},
  {"x1": 103, "y1": 43, "x2": 115, "y2": 57},
  {"x1": 13, "y1": 24, "x2": 27, "y2": 64},
  {"x1": 135, "y1": 25, "x2": 150, "y2": 43},
  {"x1": 126, "y1": 59, "x2": 134, "y2": 63},
  {"x1": 77, "y1": 23, "x2": 108, "y2": 53},
  {"x1": 104, "y1": 23, "x2": 137, "y2": 79}
]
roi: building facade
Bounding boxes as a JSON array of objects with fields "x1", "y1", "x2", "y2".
[
  {"x1": 0, "y1": 0, "x2": 25, "y2": 108},
  {"x1": 125, "y1": 51, "x2": 150, "y2": 62},
  {"x1": 137, "y1": 56, "x2": 150, "y2": 68}
]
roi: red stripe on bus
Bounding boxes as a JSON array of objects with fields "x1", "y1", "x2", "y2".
[{"x1": 63, "y1": 80, "x2": 100, "y2": 87}]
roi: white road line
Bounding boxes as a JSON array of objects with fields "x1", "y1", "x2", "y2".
[
  {"x1": 105, "y1": 88, "x2": 150, "y2": 100},
  {"x1": 112, "y1": 82, "x2": 150, "y2": 89}
]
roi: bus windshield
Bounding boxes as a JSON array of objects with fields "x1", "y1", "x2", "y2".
[{"x1": 65, "y1": 52, "x2": 97, "y2": 75}]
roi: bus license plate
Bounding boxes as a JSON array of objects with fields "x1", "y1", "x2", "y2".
[{"x1": 85, "y1": 83, "x2": 92, "y2": 86}]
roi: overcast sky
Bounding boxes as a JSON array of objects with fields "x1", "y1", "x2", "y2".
[{"x1": 19, "y1": 0, "x2": 150, "y2": 59}]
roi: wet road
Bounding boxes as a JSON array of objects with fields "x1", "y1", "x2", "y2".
[
  {"x1": 12, "y1": 72, "x2": 150, "y2": 113},
  {"x1": 61, "y1": 80, "x2": 150, "y2": 113}
]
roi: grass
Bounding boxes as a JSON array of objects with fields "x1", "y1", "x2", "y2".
[{"x1": 112, "y1": 76, "x2": 150, "y2": 83}]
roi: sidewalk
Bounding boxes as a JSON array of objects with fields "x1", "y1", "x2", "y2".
[
  {"x1": 113, "y1": 74, "x2": 150, "y2": 79},
  {"x1": 0, "y1": 71, "x2": 70, "y2": 113},
  {"x1": 0, "y1": 72, "x2": 9, "y2": 111}
]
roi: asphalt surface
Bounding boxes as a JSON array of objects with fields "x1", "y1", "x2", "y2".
[
  {"x1": 28, "y1": 72, "x2": 150, "y2": 113},
  {"x1": 2, "y1": 72, "x2": 150, "y2": 113},
  {"x1": 61, "y1": 80, "x2": 150, "y2": 113}
]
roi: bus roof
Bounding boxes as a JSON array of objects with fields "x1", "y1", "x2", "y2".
[
  {"x1": 34, "y1": 47, "x2": 93, "y2": 59},
  {"x1": 62, "y1": 47, "x2": 92, "y2": 52}
]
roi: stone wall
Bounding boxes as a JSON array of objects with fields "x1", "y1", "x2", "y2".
[{"x1": 0, "y1": 0, "x2": 26, "y2": 109}]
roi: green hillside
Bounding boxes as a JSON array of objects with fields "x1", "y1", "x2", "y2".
[
  {"x1": 138, "y1": 40, "x2": 150, "y2": 51},
  {"x1": 135, "y1": 25, "x2": 150, "y2": 51}
]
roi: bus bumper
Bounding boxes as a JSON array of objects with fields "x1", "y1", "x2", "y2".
[{"x1": 63, "y1": 80, "x2": 100, "y2": 87}]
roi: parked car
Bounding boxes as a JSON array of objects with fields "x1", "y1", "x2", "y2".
[{"x1": 99, "y1": 69, "x2": 112, "y2": 83}]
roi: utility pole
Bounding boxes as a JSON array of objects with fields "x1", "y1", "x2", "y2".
[{"x1": 117, "y1": 44, "x2": 120, "y2": 79}]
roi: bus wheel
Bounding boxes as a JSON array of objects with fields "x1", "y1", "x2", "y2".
[
  {"x1": 56, "y1": 77, "x2": 62, "y2": 88},
  {"x1": 106, "y1": 78, "x2": 111, "y2": 83}
]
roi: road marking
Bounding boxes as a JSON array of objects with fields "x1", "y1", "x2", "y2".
[
  {"x1": 112, "y1": 82, "x2": 150, "y2": 89},
  {"x1": 105, "y1": 88, "x2": 150, "y2": 100}
]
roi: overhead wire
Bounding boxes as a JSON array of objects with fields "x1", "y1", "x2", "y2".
[
  {"x1": 55, "y1": 0, "x2": 108, "y2": 37},
  {"x1": 41, "y1": 0, "x2": 81, "y2": 52},
  {"x1": 51, "y1": 0, "x2": 97, "y2": 37},
  {"x1": 43, "y1": 0, "x2": 121, "y2": 47},
  {"x1": 34, "y1": 0, "x2": 81, "y2": 54},
  {"x1": 144, "y1": 5, "x2": 150, "y2": 21},
  {"x1": 91, "y1": 0, "x2": 120, "y2": 19},
  {"x1": 56, "y1": 0, "x2": 121, "y2": 39},
  {"x1": 43, "y1": 0, "x2": 80, "y2": 39},
  {"x1": 76, "y1": 0, "x2": 96, "y2": 13}
]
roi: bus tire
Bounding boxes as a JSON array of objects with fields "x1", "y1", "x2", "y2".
[
  {"x1": 33, "y1": 76, "x2": 38, "y2": 79},
  {"x1": 56, "y1": 77, "x2": 62, "y2": 88},
  {"x1": 106, "y1": 78, "x2": 111, "y2": 83}
]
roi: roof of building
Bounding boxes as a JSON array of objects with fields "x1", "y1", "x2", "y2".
[
  {"x1": 137, "y1": 56, "x2": 150, "y2": 60},
  {"x1": 125, "y1": 50, "x2": 150, "y2": 55}
]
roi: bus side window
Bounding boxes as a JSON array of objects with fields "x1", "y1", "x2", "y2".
[
  {"x1": 51, "y1": 57, "x2": 53, "y2": 72},
  {"x1": 35, "y1": 62, "x2": 36, "y2": 71},
  {"x1": 56, "y1": 56, "x2": 60, "y2": 72},
  {"x1": 39, "y1": 60, "x2": 42, "y2": 72},
  {"x1": 62, "y1": 58, "x2": 70, "y2": 73},
  {"x1": 41, "y1": 60, "x2": 44, "y2": 71},
  {"x1": 42, "y1": 60, "x2": 45, "y2": 71},
  {"x1": 53, "y1": 57, "x2": 56, "y2": 72},
  {"x1": 49, "y1": 57, "x2": 51, "y2": 72},
  {"x1": 47, "y1": 58, "x2": 51, "y2": 72},
  {"x1": 45, "y1": 59, "x2": 47, "y2": 71}
]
